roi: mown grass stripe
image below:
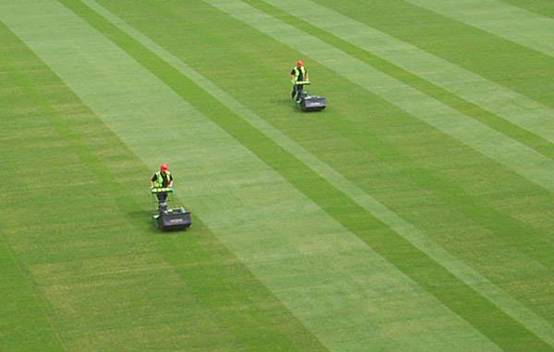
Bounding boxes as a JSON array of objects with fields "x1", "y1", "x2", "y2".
[
  {"x1": 81, "y1": 0, "x2": 554, "y2": 348},
  {"x1": 28, "y1": 94, "x2": 326, "y2": 350},
  {"x1": 0, "y1": 8, "x2": 328, "y2": 352},
  {"x1": 260, "y1": 0, "x2": 554, "y2": 147},
  {"x1": 205, "y1": 0, "x2": 554, "y2": 195},
  {"x1": 2, "y1": 1, "x2": 504, "y2": 351},
  {"x1": 0, "y1": 25, "x2": 240, "y2": 351},
  {"x1": 404, "y1": 0, "x2": 554, "y2": 57}
]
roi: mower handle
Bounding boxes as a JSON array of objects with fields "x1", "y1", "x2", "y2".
[{"x1": 151, "y1": 187, "x2": 174, "y2": 194}]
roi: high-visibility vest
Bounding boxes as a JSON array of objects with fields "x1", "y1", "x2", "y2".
[
  {"x1": 153, "y1": 171, "x2": 172, "y2": 188},
  {"x1": 292, "y1": 66, "x2": 306, "y2": 82}
]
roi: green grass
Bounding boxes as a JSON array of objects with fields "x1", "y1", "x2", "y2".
[
  {"x1": 0, "y1": 15, "x2": 325, "y2": 352},
  {"x1": 0, "y1": 0, "x2": 552, "y2": 351},
  {"x1": 500, "y1": 0, "x2": 554, "y2": 17}
]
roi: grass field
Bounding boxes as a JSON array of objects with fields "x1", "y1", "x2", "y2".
[{"x1": 0, "y1": 0, "x2": 553, "y2": 351}]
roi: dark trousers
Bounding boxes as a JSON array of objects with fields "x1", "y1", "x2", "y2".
[
  {"x1": 291, "y1": 84, "x2": 304, "y2": 101},
  {"x1": 156, "y1": 192, "x2": 168, "y2": 210}
]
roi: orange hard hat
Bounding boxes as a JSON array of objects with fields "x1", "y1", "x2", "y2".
[
  {"x1": 296, "y1": 60, "x2": 304, "y2": 67},
  {"x1": 160, "y1": 163, "x2": 169, "y2": 171}
]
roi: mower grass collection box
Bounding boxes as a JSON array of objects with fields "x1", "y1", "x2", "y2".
[
  {"x1": 294, "y1": 80, "x2": 327, "y2": 112},
  {"x1": 151, "y1": 187, "x2": 192, "y2": 232}
]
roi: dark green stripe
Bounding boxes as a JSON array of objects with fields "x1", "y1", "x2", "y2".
[
  {"x1": 60, "y1": 1, "x2": 553, "y2": 350},
  {"x1": 0, "y1": 18, "x2": 327, "y2": 352}
]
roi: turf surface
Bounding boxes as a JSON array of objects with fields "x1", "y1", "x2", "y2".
[{"x1": 0, "y1": 0, "x2": 552, "y2": 351}]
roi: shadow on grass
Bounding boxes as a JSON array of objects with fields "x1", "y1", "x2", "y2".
[
  {"x1": 126, "y1": 209, "x2": 157, "y2": 230},
  {"x1": 268, "y1": 97, "x2": 296, "y2": 110}
]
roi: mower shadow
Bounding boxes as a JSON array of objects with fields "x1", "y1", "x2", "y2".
[
  {"x1": 271, "y1": 97, "x2": 301, "y2": 112},
  {"x1": 127, "y1": 209, "x2": 157, "y2": 229},
  {"x1": 128, "y1": 209, "x2": 153, "y2": 219},
  {"x1": 272, "y1": 97, "x2": 294, "y2": 104}
]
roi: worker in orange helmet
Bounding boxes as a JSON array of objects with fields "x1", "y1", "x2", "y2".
[
  {"x1": 151, "y1": 163, "x2": 174, "y2": 210},
  {"x1": 290, "y1": 59, "x2": 309, "y2": 103}
]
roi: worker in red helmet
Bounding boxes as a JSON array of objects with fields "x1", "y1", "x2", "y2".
[
  {"x1": 151, "y1": 163, "x2": 174, "y2": 209},
  {"x1": 290, "y1": 59, "x2": 309, "y2": 103}
]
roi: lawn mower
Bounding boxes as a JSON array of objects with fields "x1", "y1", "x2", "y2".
[
  {"x1": 293, "y1": 80, "x2": 327, "y2": 112},
  {"x1": 151, "y1": 187, "x2": 191, "y2": 231}
]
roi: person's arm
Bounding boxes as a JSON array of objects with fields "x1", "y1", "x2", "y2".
[
  {"x1": 290, "y1": 69, "x2": 296, "y2": 83},
  {"x1": 304, "y1": 69, "x2": 309, "y2": 81},
  {"x1": 151, "y1": 174, "x2": 156, "y2": 188},
  {"x1": 168, "y1": 174, "x2": 174, "y2": 188}
]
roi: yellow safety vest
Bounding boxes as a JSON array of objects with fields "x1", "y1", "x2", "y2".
[
  {"x1": 292, "y1": 66, "x2": 306, "y2": 82},
  {"x1": 153, "y1": 171, "x2": 172, "y2": 188}
]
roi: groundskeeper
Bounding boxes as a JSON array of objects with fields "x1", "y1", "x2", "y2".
[
  {"x1": 151, "y1": 163, "x2": 173, "y2": 208},
  {"x1": 290, "y1": 59, "x2": 309, "y2": 102}
]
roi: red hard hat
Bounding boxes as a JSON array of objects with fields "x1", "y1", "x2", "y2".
[
  {"x1": 296, "y1": 60, "x2": 304, "y2": 67},
  {"x1": 160, "y1": 163, "x2": 169, "y2": 171}
]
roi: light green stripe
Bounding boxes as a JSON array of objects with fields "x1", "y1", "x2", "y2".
[
  {"x1": 83, "y1": 0, "x2": 554, "y2": 346},
  {"x1": 404, "y1": 0, "x2": 554, "y2": 57},
  {"x1": 0, "y1": 1, "x2": 501, "y2": 351},
  {"x1": 205, "y1": 0, "x2": 554, "y2": 194},
  {"x1": 262, "y1": 0, "x2": 554, "y2": 144}
]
